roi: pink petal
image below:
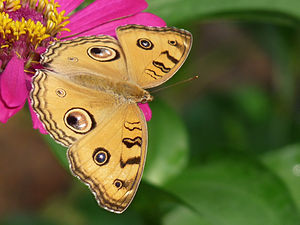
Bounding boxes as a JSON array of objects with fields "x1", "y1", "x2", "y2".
[
  {"x1": 73, "y1": 12, "x2": 166, "y2": 37},
  {"x1": 28, "y1": 99, "x2": 48, "y2": 134},
  {"x1": 0, "y1": 99, "x2": 10, "y2": 123},
  {"x1": 0, "y1": 98, "x2": 23, "y2": 123},
  {"x1": 35, "y1": 46, "x2": 47, "y2": 54},
  {"x1": 138, "y1": 103, "x2": 152, "y2": 121},
  {"x1": 0, "y1": 56, "x2": 28, "y2": 107},
  {"x1": 60, "y1": 0, "x2": 148, "y2": 38},
  {"x1": 57, "y1": 0, "x2": 84, "y2": 15}
]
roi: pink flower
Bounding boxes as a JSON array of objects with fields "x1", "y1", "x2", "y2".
[{"x1": 0, "y1": 0, "x2": 165, "y2": 133}]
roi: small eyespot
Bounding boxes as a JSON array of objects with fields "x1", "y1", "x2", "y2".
[
  {"x1": 168, "y1": 40, "x2": 177, "y2": 46},
  {"x1": 93, "y1": 148, "x2": 110, "y2": 166},
  {"x1": 137, "y1": 38, "x2": 153, "y2": 50},
  {"x1": 113, "y1": 179, "x2": 124, "y2": 189},
  {"x1": 87, "y1": 46, "x2": 117, "y2": 61},
  {"x1": 64, "y1": 108, "x2": 93, "y2": 133},
  {"x1": 55, "y1": 88, "x2": 66, "y2": 97},
  {"x1": 68, "y1": 57, "x2": 78, "y2": 62}
]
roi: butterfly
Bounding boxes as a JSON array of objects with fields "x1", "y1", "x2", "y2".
[{"x1": 30, "y1": 24, "x2": 192, "y2": 213}]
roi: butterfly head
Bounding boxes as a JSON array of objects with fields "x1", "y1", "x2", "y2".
[{"x1": 140, "y1": 90, "x2": 153, "y2": 103}]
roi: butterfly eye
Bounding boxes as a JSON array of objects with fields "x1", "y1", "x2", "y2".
[
  {"x1": 64, "y1": 108, "x2": 94, "y2": 133},
  {"x1": 137, "y1": 38, "x2": 154, "y2": 50},
  {"x1": 93, "y1": 148, "x2": 110, "y2": 166},
  {"x1": 87, "y1": 46, "x2": 117, "y2": 61},
  {"x1": 168, "y1": 40, "x2": 177, "y2": 46}
]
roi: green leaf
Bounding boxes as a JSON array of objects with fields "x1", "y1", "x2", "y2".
[
  {"x1": 143, "y1": 100, "x2": 189, "y2": 185},
  {"x1": 162, "y1": 156, "x2": 300, "y2": 225},
  {"x1": 261, "y1": 144, "x2": 300, "y2": 211},
  {"x1": 146, "y1": 0, "x2": 300, "y2": 25},
  {"x1": 133, "y1": 181, "x2": 186, "y2": 225},
  {"x1": 163, "y1": 206, "x2": 211, "y2": 225}
]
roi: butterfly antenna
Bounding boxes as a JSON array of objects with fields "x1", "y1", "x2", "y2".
[{"x1": 151, "y1": 75, "x2": 199, "y2": 93}]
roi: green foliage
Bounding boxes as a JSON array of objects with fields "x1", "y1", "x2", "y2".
[
  {"x1": 143, "y1": 100, "x2": 189, "y2": 185},
  {"x1": 262, "y1": 144, "x2": 300, "y2": 210},
  {"x1": 163, "y1": 158, "x2": 300, "y2": 225},
  {"x1": 2, "y1": 0, "x2": 300, "y2": 224},
  {"x1": 146, "y1": 0, "x2": 300, "y2": 25}
]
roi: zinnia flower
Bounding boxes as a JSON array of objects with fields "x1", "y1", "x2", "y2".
[{"x1": 0, "y1": 0, "x2": 165, "y2": 133}]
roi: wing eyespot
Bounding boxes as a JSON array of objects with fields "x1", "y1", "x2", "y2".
[
  {"x1": 137, "y1": 38, "x2": 154, "y2": 50},
  {"x1": 67, "y1": 57, "x2": 78, "y2": 62},
  {"x1": 87, "y1": 46, "x2": 117, "y2": 61},
  {"x1": 113, "y1": 179, "x2": 124, "y2": 189},
  {"x1": 93, "y1": 147, "x2": 110, "y2": 166},
  {"x1": 64, "y1": 108, "x2": 94, "y2": 133},
  {"x1": 168, "y1": 40, "x2": 177, "y2": 46},
  {"x1": 55, "y1": 88, "x2": 66, "y2": 97}
]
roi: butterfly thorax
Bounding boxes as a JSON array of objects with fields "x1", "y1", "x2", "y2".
[{"x1": 66, "y1": 73, "x2": 153, "y2": 103}]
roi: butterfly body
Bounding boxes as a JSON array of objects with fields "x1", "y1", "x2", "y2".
[
  {"x1": 31, "y1": 24, "x2": 192, "y2": 213},
  {"x1": 59, "y1": 73, "x2": 153, "y2": 103}
]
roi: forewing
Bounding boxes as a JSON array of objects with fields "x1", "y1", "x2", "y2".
[
  {"x1": 42, "y1": 36, "x2": 128, "y2": 81},
  {"x1": 116, "y1": 25, "x2": 192, "y2": 89}
]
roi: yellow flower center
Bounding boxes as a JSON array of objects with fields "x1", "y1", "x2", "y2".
[{"x1": 0, "y1": 0, "x2": 70, "y2": 48}]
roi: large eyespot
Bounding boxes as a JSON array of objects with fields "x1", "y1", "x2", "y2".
[
  {"x1": 93, "y1": 148, "x2": 110, "y2": 166},
  {"x1": 137, "y1": 38, "x2": 153, "y2": 50},
  {"x1": 87, "y1": 46, "x2": 117, "y2": 61},
  {"x1": 64, "y1": 108, "x2": 93, "y2": 133}
]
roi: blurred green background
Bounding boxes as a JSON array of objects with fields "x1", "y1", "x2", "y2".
[{"x1": 0, "y1": 0, "x2": 299, "y2": 224}]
